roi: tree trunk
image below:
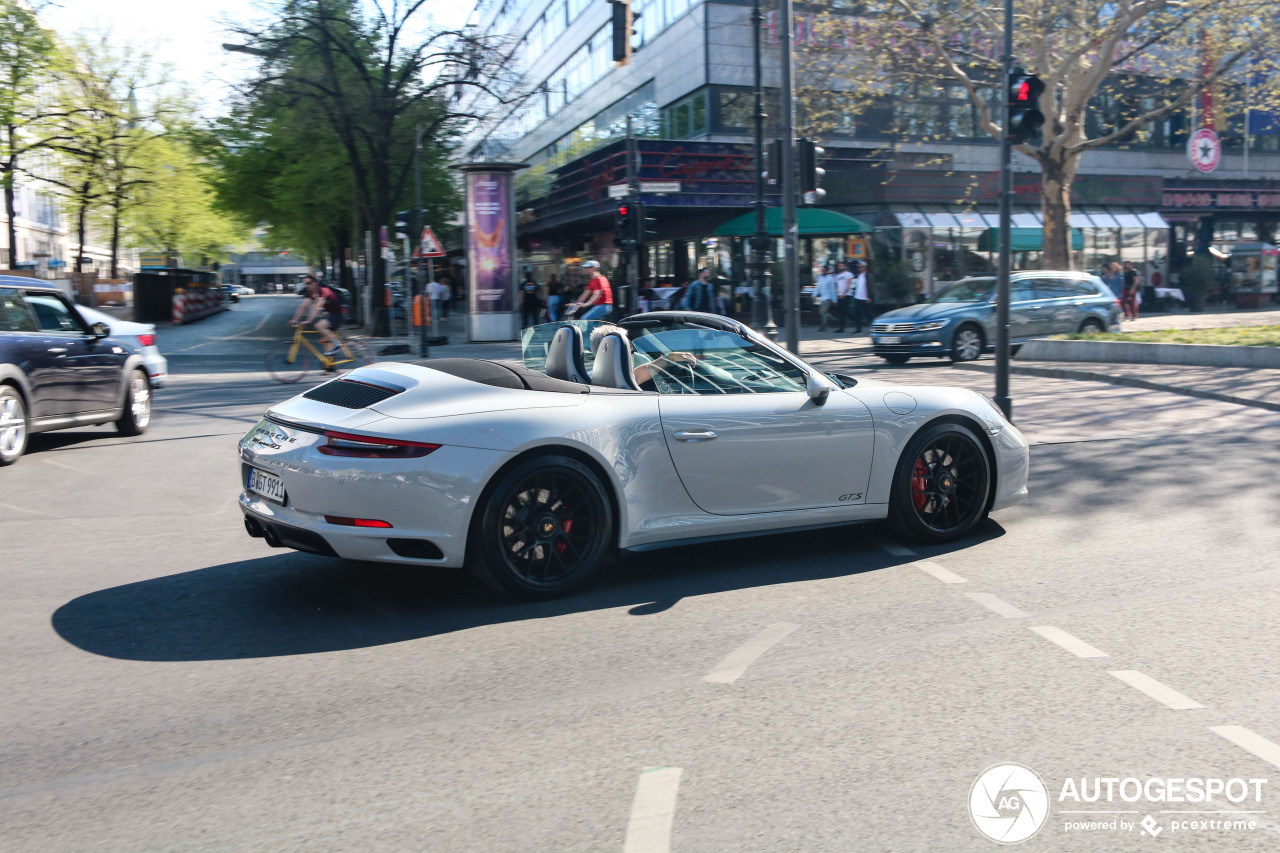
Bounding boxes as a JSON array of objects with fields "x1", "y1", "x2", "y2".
[
  {"x1": 3, "y1": 169, "x2": 15, "y2": 269},
  {"x1": 76, "y1": 181, "x2": 91, "y2": 274},
  {"x1": 110, "y1": 201, "x2": 121, "y2": 279},
  {"x1": 1040, "y1": 151, "x2": 1080, "y2": 271}
]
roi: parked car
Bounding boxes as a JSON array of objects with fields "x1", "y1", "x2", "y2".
[
  {"x1": 238, "y1": 313, "x2": 1028, "y2": 598},
  {"x1": 221, "y1": 284, "x2": 240, "y2": 303},
  {"x1": 232, "y1": 285, "x2": 254, "y2": 296},
  {"x1": 870, "y1": 271, "x2": 1121, "y2": 364},
  {"x1": 0, "y1": 276, "x2": 152, "y2": 465},
  {"x1": 74, "y1": 304, "x2": 168, "y2": 387}
]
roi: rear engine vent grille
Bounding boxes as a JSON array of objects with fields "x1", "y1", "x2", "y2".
[{"x1": 303, "y1": 380, "x2": 401, "y2": 409}]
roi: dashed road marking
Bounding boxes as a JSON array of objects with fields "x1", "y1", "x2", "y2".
[
  {"x1": 623, "y1": 767, "x2": 682, "y2": 853},
  {"x1": 1109, "y1": 671, "x2": 1205, "y2": 710},
  {"x1": 40, "y1": 456, "x2": 89, "y2": 475},
  {"x1": 1210, "y1": 726, "x2": 1280, "y2": 770},
  {"x1": 964, "y1": 592, "x2": 1028, "y2": 618},
  {"x1": 1029, "y1": 626, "x2": 1109, "y2": 658},
  {"x1": 704, "y1": 623, "x2": 798, "y2": 684},
  {"x1": 914, "y1": 560, "x2": 967, "y2": 584},
  {"x1": 879, "y1": 542, "x2": 916, "y2": 557}
]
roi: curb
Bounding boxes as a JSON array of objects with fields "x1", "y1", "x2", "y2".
[
  {"x1": 1020, "y1": 337, "x2": 1280, "y2": 368},
  {"x1": 952, "y1": 362, "x2": 1280, "y2": 414}
]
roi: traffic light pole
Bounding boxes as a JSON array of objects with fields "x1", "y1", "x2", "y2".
[
  {"x1": 415, "y1": 125, "x2": 429, "y2": 358},
  {"x1": 779, "y1": 0, "x2": 800, "y2": 355},
  {"x1": 625, "y1": 114, "x2": 640, "y2": 317},
  {"x1": 750, "y1": 0, "x2": 776, "y2": 341},
  {"x1": 994, "y1": 0, "x2": 1014, "y2": 420}
]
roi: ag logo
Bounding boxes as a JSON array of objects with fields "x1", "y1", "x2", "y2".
[{"x1": 969, "y1": 763, "x2": 1049, "y2": 844}]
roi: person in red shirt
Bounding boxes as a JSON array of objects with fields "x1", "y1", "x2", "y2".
[
  {"x1": 288, "y1": 274, "x2": 343, "y2": 361},
  {"x1": 569, "y1": 260, "x2": 613, "y2": 320}
]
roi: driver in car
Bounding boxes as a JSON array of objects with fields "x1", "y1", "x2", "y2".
[{"x1": 589, "y1": 324, "x2": 699, "y2": 388}]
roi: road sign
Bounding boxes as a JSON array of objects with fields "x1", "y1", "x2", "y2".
[
  {"x1": 608, "y1": 184, "x2": 630, "y2": 199},
  {"x1": 640, "y1": 181, "x2": 681, "y2": 193},
  {"x1": 416, "y1": 226, "x2": 446, "y2": 257}
]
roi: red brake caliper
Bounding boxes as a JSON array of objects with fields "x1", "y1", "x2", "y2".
[
  {"x1": 911, "y1": 458, "x2": 928, "y2": 510},
  {"x1": 556, "y1": 506, "x2": 572, "y2": 554}
]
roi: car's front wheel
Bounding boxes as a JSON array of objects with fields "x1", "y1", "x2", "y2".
[
  {"x1": 950, "y1": 324, "x2": 985, "y2": 362},
  {"x1": 0, "y1": 386, "x2": 28, "y2": 465},
  {"x1": 881, "y1": 354, "x2": 911, "y2": 365},
  {"x1": 888, "y1": 422, "x2": 991, "y2": 543},
  {"x1": 1078, "y1": 317, "x2": 1105, "y2": 335},
  {"x1": 469, "y1": 454, "x2": 614, "y2": 598},
  {"x1": 115, "y1": 370, "x2": 151, "y2": 436}
]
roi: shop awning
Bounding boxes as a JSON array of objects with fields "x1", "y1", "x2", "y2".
[
  {"x1": 714, "y1": 208, "x2": 874, "y2": 237},
  {"x1": 978, "y1": 227, "x2": 1085, "y2": 252}
]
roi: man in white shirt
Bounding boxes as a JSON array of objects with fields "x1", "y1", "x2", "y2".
[
  {"x1": 851, "y1": 260, "x2": 871, "y2": 333},
  {"x1": 814, "y1": 265, "x2": 838, "y2": 331},
  {"x1": 834, "y1": 262, "x2": 854, "y2": 333}
]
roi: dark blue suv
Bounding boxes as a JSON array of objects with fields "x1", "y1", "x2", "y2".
[{"x1": 0, "y1": 276, "x2": 152, "y2": 465}]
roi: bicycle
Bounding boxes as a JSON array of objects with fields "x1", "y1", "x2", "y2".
[{"x1": 266, "y1": 326, "x2": 370, "y2": 383}]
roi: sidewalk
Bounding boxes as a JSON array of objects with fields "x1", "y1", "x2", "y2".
[{"x1": 955, "y1": 360, "x2": 1280, "y2": 413}]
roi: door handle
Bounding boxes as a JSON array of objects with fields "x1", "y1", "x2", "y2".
[
  {"x1": 673, "y1": 429, "x2": 717, "y2": 442},
  {"x1": 47, "y1": 347, "x2": 67, "y2": 354}
]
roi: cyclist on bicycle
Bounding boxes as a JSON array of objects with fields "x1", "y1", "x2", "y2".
[{"x1": 288, "y1": 274, "x2": 343, "y2": 362}]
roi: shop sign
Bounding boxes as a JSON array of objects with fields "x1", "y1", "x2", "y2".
[
  {"x1": 1188, "y1": 127, "x2": 1221, "y2": 173},
  {"x1": 1163, "y1": 188, "x2": 1280, "y2": 210}
]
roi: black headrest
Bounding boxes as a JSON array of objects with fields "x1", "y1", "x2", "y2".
[
  {"x1": 545, "y1": 324, "x2": 589, "y2": 384},
  {"x1": 591, "y1": 332, "x2": 640, "y2": 391}
]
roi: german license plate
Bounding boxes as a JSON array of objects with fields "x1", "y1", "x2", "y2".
[
  {"x1": 877, "y1": 335, "x2": 901, "y2": 344},
  {"x1": 248, "y1": 468, "x2": 286, "y2": 503}
]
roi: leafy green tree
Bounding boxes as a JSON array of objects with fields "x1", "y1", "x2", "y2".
[{"x1": 0, "y1": 0, "x2": 59, "y2": 266}]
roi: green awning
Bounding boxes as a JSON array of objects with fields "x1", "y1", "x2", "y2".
[
  {"x1": 978, "y1": 227, "x2": 1084, "y2": 252},
  {"x1": 714, "y1": 208, "x2": 874, "y2": 237}
]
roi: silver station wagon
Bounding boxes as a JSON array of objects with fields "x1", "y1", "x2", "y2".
[{"x1": 870, "y1": 271, "x2": 1121, "y2": 364}]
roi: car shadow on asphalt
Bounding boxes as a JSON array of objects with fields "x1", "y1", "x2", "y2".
[{"x1": 51, "y1": 520, "x2": 1005, "y2": 662}]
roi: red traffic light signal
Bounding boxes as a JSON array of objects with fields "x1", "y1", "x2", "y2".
[{"x1": 1007, "y1": 69, "x2": 1045, "y2": 144}]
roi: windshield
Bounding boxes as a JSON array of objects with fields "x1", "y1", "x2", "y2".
[{"x1": 932, "y1": 278, "x2": 995, "y2": 303}]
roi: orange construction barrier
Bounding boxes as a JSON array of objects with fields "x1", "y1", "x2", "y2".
[{"x1": 412, "y1": 293, "x2": 430, "y2": 327}]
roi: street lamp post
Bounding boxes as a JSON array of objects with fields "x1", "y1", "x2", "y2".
[
  {"x1": 750, "y1": 0, "x2": 777, "y2": 340},
  {"x1": 779, "y1": 0, "x2": 800, "y2": 355},
  {"x1": 994, "y1": 0, "x2": 1014, "y2": 420}
]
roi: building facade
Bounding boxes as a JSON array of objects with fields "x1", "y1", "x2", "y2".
[{"x1": 463, "y1": 1, "x2": 1280, "y2": 301}]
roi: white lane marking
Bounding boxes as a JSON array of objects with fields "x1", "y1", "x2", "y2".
[
  {"x1": 963, "y1": 592, "x2": 1028, "y2": 618},
  {"x1": 40, "y1": 456, "x2": 89, "y2": 475},
  {"x1": 703, "y1": 623, "x2": 798, "y2": 684},
  {"x1": 623, "y1": 767, "x2": 682, "y2": 853},
  {"x1": 0, "y1": 501, "x2": 48, "y2": 516},
  {"x1": 1210, "y1": 726, "x2": 1280, "y2": 770},
  {"x1": 1109, "y1": 671, "x2": 1205, "y2": 710},
  {"x1": 914, "y1": 560, "x2": 967, "y2": 584},
  {"x1": 1029, "y1": 626, "x2": 1109, "y2": 658},
  {"x1": 879, "y1": 542, "x2": 916, "y2": 557}
]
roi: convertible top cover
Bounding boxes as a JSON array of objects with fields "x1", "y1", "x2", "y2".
[{"x1": 425, "y1": 358, "x2": 590, "y2": 394}]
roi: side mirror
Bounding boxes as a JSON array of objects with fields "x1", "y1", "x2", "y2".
[
  {"x1": 806, "y1": 372, "x2": 831, "y2": 405},
  {"x1": 90, "y1": 322, "x2": 111, "y2": 338}
]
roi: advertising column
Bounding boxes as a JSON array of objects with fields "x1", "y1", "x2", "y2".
[{"x1": 457, "y1": 162, "x2": 526, "y2": 341}]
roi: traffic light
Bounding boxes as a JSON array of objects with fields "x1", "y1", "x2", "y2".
[
  {"x1": 614, "y1": 202, "x2": 635, "y2": 248},
  {"x1": 395, "y1": 210, "x2": 412, "y2": 237},
  {"x1": 1007, "y1": 69, "x2": 1045, "y2": 144},
  {"x1": 763, "y1": 139, "x2": 781, "y2": 186},
  {"x1": 798, "y1": 138, "x2": 826, "y2": 204},
  {"x1": 610, "y1": 0, "x2": 639, "y2": 65},
  {"x1": 637, "y1": 202, "x2": 657, "y2": 244}
]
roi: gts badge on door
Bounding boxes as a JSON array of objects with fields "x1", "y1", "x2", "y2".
[{"x1": 839, "y1": 493, "x2": 863, "y2": 502}]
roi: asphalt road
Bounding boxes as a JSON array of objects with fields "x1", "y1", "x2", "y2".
[{"x1": 3, "y1": 298, "x2": 1280, "y2": 851}]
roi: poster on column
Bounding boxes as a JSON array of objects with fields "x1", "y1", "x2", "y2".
[{"x1": 466, "y1": 171, "x2": 513, "y2": 313}]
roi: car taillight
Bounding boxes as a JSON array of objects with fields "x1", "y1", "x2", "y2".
[
  {"x1": 318, "y1": 430, "x2": 440, "y2": 458},
  {"x1": 324, "y1": 515, "x2": 393, "y2": 528},
  {"x1": 137, "y1": 334, "x2": 156, "y2": 347}
]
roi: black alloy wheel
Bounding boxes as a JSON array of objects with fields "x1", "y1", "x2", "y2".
[
  {"x1": 889, "y1": 422, "x2": 991, "y2": 542},
  {"x1": 470, "y1": 455, "x2": 614, "y2": 598},
  {"x1": 1079, "y1": 317, "x2": 1105, "y2": 335}
]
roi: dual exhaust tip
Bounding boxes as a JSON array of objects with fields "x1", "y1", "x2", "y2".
[{"x1": 244, "y1": 516, "x2": 281, "y2": 548}]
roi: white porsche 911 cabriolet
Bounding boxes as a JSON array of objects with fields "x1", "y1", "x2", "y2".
[{"x1": 239, "y1": 312, "x2": 1028, "y2": 597}]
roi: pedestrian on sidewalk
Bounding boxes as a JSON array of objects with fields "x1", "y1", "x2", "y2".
[
  {"x1": 851, "y1": 261, "x2": 872, "y2": 333},
  {"x1": 545, "y1": 275, "x2": 562, "y2": 321},
  {"x1": 815, "y1": 264, "x2": 837, "y2": 330},
  {"x1": 1121, "y1": 260, "x2": 1141, "y2": 320},
  {"x1": 834, "y1": 261, "x2": 853, "y2": 333},
  {"x1": 682, "y1": 268, "x2": 715, "y2": 314},
  {"x1": 520, "y1": 270, "x2": 542, "y2": 328}
]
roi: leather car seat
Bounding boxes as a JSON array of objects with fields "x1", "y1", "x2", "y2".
[
  {"x1": 544, "y1": 324, "x2": 590, "y2": 384},
  {"x1": 591, "y1": 331, "x2": 640, "y2": 391}
]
